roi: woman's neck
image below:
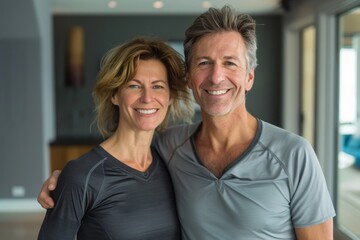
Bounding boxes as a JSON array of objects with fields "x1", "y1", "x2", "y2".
[{"x1": 100, "y1": 125, "x2": 155, "y2": 172}]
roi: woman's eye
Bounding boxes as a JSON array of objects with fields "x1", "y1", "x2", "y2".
[{"x1": 128, "y1": 85, "x2": 141, "y2": 89}]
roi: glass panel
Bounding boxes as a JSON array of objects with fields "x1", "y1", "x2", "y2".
[
  {"x1": 337, "y1": 7, "x2": 360, "y2": 239},
  {"x1": 300, "y1": 25, "x2": 316, "y2": 146}
]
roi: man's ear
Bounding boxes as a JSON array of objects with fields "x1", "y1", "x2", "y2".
[
  {"x1": 245, "y1": 69, "x2": 255, "y2": 91},
  {"x1": 186, "y1": 73, "x2": 193, "y2": 89}
]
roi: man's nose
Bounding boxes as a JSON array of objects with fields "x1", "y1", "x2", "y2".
[{"x1": 210, "y1": 64, "x2": 225, "y2": 84}]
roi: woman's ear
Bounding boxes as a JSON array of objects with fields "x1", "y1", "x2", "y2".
[
  {"x1": 111, "y1": 93, "x2": 119, "y2": 106},
  {"x1": 168, "y1": 98, "x2": 173, "y2": 107}
]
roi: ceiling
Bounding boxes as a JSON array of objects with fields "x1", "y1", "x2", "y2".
[{"x1": 51, "y1": 0, "x2": 284, "y2": 15}]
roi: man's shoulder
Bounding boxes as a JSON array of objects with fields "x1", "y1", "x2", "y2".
[
  {"x1": 259, "y1": 120, "x2": 317, "y2": 167},
  {"x1": 165, "y1": 122, "x2": 200, "y2": 135},
  {"x1": 159, "y1": 122, "x2": 200, "y2": 144},
  {"x1": 260, "y1": 120, "x2": 308, "y2": 147},
  {"x1": 152, "y1": 122, "x2": 200, "y2": 163}
]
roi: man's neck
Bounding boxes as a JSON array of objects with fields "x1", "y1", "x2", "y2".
[
  {"x1": 193, "y1": 111, "x2": 258, "y2": 177},
  {"x1": 197, "y1": 111, "x2": 258, "y2": 150}
]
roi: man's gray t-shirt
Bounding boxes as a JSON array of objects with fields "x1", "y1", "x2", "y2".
[{"x1": 154, "y1": 120, "x2": 336, "y2": 240}]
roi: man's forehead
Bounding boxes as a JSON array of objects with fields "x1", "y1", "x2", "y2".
[
  {"x1": 193, "y1": 33, "x2": 244, "y2": 52},
  {"x1": 192, "y1": 43, "x2": 244, "y2": 60}
]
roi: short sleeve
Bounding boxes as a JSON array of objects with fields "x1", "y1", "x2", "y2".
[{"x1": 288, "y1": 139, "x2": 336, "y2": 227}]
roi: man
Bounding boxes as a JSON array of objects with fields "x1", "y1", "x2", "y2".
[{"x1": 38, "y1": 5, "x2": 335, "y2": 239}]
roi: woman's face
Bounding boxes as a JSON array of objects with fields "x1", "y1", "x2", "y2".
[{"x1": 112, "y1": 59, "x2": 171, "y2": 132}]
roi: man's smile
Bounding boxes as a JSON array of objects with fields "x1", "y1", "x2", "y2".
[{"x1": 205, "y1": 89, "x2": 229, "y2": 95}]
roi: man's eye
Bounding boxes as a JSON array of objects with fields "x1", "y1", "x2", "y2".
[
  {"x1": 153, "y1": 85, "x2": 165, "y2": 89},
  {"x1": 198, "y1": 61, "x2": 210, "y2": 66},
  {"x1": 225, "y1": 61, "x2": 237, "y2": 66}
]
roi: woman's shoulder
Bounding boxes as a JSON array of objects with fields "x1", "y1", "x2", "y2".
[{"x1": 60, "y1": 146, "x2": 107, "y2": 183}]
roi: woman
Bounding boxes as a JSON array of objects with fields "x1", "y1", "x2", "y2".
[{"x1": 38, "y1": 37, "x2": 194, "y2": 240}]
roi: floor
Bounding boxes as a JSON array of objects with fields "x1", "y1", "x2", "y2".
[
  {"x1": 338, "y1": 162, "x2": 360, "y2": 239},
  {"x1": 0, "y1": 211, "x2": 45, "y2": 240},
  {"x1": 0, "y1": 164, "x2": 359, "y2": 240}
]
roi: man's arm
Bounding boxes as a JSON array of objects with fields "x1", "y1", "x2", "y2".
[
  {"x1": 37, "y1": 170, "x2": 61, "y2": 208},
  {"x1": 295, "y1": 218, "x2": 333, "y2": 240}
]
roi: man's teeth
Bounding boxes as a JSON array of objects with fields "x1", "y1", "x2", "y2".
[
  {"x1": 207, "y1": 90, "x2": 227, "y2": 95},
  {"x1": 137, "y1": 109, "x2": 157, "y2": 114}
]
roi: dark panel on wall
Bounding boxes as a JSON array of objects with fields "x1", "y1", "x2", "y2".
[
  {"x1": 53, "y1": 14, "x2": 283, "y2": 139},
  {"x1": 246, "y1": 15, "x2": 283, "y2": 127}
]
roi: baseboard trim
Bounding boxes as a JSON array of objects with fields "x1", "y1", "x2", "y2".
[{"x1": 0, "y1": 199, "x2": 44, "y2": 212}]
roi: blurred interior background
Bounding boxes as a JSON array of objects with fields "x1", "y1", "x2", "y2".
[{"x1": 0, "y1": 0, "x2": 360, "y2": 239}]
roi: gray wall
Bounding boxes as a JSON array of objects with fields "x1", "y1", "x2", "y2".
[
  {"x1": 0, "y1": 3, "x2": 282, "y2": 202},
  {"x1": 53, "y1": 14, "x2": 283, "y2": 139},
  {"x1": 0, "y1": 0, "x2": 54, "y2": 201}
]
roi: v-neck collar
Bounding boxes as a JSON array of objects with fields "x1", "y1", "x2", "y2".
[
  {"x1": 190, "y1": 119, "x2": 262, "y2": 179},
  {"x1": 94, "y1": 145, "x2": 157, "y2": 180}
]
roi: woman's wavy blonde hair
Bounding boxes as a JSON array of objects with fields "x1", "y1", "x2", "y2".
[{"x1": 93, "y1": 37, "x2": 194, "y2": 137}]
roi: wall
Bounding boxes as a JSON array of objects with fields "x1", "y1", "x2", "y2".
[
  {"x1": 53, "y1": 14, "x2": 283, "y2": 139},
  {"x1": 0, "y1": 3, "x2": 282, "y2": 210},
  {"x1": 0, "y1": 0, "x2": 53, "y2": 210}
]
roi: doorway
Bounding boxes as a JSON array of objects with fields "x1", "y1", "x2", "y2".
[
  {"x1": 300, "y1": 25, "x2": 316, "y2": 146},
  {"x1": 337, "y1": 6, "x2": 360, "y2": 239}
]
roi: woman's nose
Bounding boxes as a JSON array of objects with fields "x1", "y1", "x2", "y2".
[{"x1": 140, "y1": 88, "x2": 153, "y2": 103}]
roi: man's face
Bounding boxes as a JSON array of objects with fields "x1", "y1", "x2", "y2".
[{"x1": 187, "y1": 31, "x2": 254, "y2": 117}]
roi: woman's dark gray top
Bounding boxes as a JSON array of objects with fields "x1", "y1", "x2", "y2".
[{"x1": 38, "y1": 145, "x2": 180, "y2": 240}]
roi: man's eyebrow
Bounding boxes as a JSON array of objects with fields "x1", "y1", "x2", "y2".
[
  {"x1": 193, "y1": 56, "x2": 240, "y2": 60},
  {"x1": 193, "y1": 56, "x2": 211, "y2": 61},
  {"x1": 223, "y1": 56, "x2": 240, "y2": 60}
]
